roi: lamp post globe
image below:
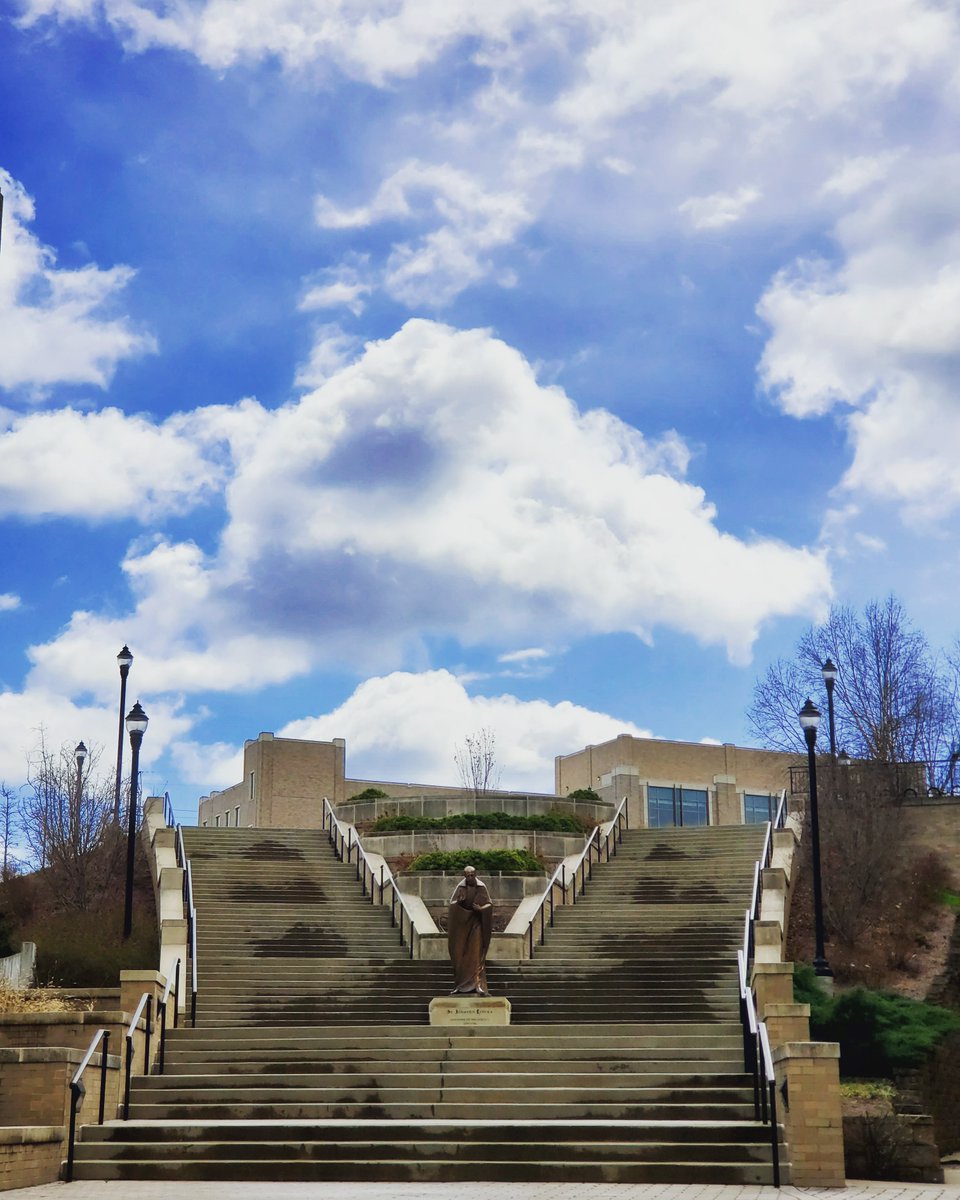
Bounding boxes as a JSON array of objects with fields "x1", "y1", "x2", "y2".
[
  {"x1": 122, "y1": 701, "x2": 148, "y2": 941},
  {"x1": 821, "y1": 658, "x2": 838, "y2": 763},
  {"x1": 114, "y1": 646, "x2": 134, "y2": 824},
  {"x1": 799, "y1": 698, "x2": 832, "y2": 978}
]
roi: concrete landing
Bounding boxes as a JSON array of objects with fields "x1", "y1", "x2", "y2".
[{"x1": 5, "y1": 1178, "x2": 960, "y2": 1198}]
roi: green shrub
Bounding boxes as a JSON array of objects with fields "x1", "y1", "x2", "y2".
[
  {"x1": 347, "y1": 787, "x2": 389, "y2": 802},
  {"x1": 406, "y1": 849, "x2": 546, "y2": 874},
  {"x1": 794, "y1": 964, "x2": 960, "y2": 1076},
  {"x1": 567, "y1": 788, "x2": 601, "y2": 803},
  {"x1": 371, "y1": 810, "x2": 586, "y2": 834}
]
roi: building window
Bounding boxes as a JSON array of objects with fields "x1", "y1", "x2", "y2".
[
  {"x1": 647, "y1": 785, "x2": 709, "y2": 828},
  {"x1": 224, "y1": 811, "x2": 230, "y2": 827},
  {"x1": 235, "y1": 805, "x2": 241, "y2": 827},
  {"x1": 215, "y1": 814, "x2": 221, "y2": 827},
  {"x1": 744, "y1": 793, "x2": 774, "y2": 824},
  {"x1": 249, "y1": 771, "x2": 255, "y2": 799},
  {"x1": 202, "y1": 820, "x2": 207, "y2": 827}
]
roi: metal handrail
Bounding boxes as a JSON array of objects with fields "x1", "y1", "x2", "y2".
[
  {"x1": 122, "y1": 992, "x2": 152, "y2": 1120},
  {"x1": 322, "y1": 798, "x2": 421, "y2": 959},
  {"x1": 737, "y1": 792, "x2": 788, "y2": 1187},
  {"x1": 524, "y1": 795, "x2": 629, "y2": 958},
  {"x1": 162, "y1": 790, "x2": 175, "y2": 828},
  {"x1": 65, "y1": 1028, "x2": 111, "y2": 1182},
  {"x1": 156, "y1": 958, "x2": 181, "y2": 1074}
]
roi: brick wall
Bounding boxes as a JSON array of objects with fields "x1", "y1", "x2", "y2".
[{"x1": 0, "y1": 1129, "x2": 64, "y2": 1192}]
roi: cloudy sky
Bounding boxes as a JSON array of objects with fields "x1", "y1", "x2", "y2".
[{"x1": 1, "y1": 0, "x2": 958, "y2": 820}]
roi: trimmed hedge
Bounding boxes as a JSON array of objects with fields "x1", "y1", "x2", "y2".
[
  {"x1": 406, "y1": 849, "x2": 547, "y2": 875},
  {"x1": 567, "y1": 788, "x2": 601, "y2": 803},
  {"x1": 347, "y1": 787, "x2": 389, "y2": 801},
  {"x1": 795, "y1": 963, "x2": 960, "y2": 1075},
  {"x1": 370, "y1": 810, "x2": 587, "y2": 834}
]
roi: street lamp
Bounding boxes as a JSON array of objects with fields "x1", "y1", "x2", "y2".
[
  {"x1": 122, "y1": 701, "x2": 148, "y2": 940},
  {"x1": 74, "y1": 742, "x2": 87, "y2": 843},
  {"x1": 799, "y1": 699, "x2": 832, "y2": 978},
  {"x1": 114, "y1": 646, "x2": 134, "y2": 824},
  {"x1": 821, "y1": 658, "x2": 838, "y2": 764}
]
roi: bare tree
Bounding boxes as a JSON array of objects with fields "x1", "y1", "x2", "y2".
[
  {"x1": 748, "y1": 596, "x2": 959, "y2": 773},
  {"x1": 454, "y1": 728, "x2": 501, "y2": 797},
  {"x1": 17, "y1": 736, "x2": 121, "y2": 912},
  {"x1": 1, "y1": 784, "x2": 16, "y2": 879}
]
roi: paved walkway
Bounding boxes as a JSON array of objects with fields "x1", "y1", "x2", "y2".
[{"x1": 7, "y1": 1182, "x2": 960, "y2": 1199}]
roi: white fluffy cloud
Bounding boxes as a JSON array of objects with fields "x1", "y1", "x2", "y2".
[
  {"x1": 280, "y1": 669, "x2": 650, "y2": 792},
  {"x1": 22, "y1": 319, "x2": 830, "y2": 709},
  {"x1": 0, "y1": 169, "x2": 155, "y2": 392},
  {"x1": 0, "y1": 405, "x2": 241, "y2": 520},
  {"x1": 18, "y1": 3, "x2": 957, "y2": 309},
  {"x1": 759, "y1": 154, "x2": 960, "y2": 520}
]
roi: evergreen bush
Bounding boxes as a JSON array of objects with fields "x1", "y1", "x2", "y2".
[
  {"x1": 794, "y1": 964, "x2": 960, "y2": 1075},
  {"x1": 371, "y1": 810, "x2": 586, "y2": 834},
  {"x1": 567, "y1": 788, "x2": 601, "y2": 803},
  {"x1": 406, "y1": 849, "x2": 546, "y2": 874},
  {"x1": 347, "y1": 787, "x2": 389, "y2": 801}
]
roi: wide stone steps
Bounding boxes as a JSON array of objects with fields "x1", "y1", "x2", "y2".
[{"x1": 73, "y1": 822, "x2": 786, "y2": 1183}]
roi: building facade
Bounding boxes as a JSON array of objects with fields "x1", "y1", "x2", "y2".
[{"x1": 555, "y1": 734, "x2": 799, "y2": 831}]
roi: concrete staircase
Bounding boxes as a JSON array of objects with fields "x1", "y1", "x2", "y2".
[{"x1": 71, "y1": 822, "x2": 786, "y2": 1182}]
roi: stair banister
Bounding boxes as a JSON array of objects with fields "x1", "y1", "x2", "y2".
[
  {"x1": 122, "y1": 992, "x2": 153, "y2": 1119},
  {"x1": 65, "y1": 1027, "x2": 111, "y2": 1182},
  {"x1": 156, "y1": 957, "x2": 182, "y2": 1074},
  {"x1": 523, "y1": 795, "x2": 628, "y2": 958},
  {"x1": 322, "y1": 797, "x2": 422, "y2": 959}
]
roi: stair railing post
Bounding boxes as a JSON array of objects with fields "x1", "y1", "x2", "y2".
[
  {"x1": 379, "y1": 865, "x2": 384, "y2": 904},
  {"x1": 98, "y1": 1030, "x2": 109, "y2": 1124}
]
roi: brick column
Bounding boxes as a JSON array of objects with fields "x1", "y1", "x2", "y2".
[
  {"x1": 751, "y1": 961, "x2": 794, "y2": 1014},
  {"x1": 772, "y1": 1041, "x2": 845, "y2": 1186}
]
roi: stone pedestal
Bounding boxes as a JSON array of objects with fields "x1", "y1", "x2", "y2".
[{"x1": 429, "y1": 996, "x2": 511, "y2": 1026}]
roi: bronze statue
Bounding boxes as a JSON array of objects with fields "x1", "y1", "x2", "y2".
[{"x1": 447, "y1": 865, "x2": 493, "y2": 994}]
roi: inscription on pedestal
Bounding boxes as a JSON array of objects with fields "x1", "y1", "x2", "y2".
[{"x1": 428, "y1": 996, "x2": 511, "y2": 1026}]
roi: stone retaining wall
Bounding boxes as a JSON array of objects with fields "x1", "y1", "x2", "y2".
[
  {"x1": 336, "y1": 793, "x2": 610, "y2": 827},
  {"x1": 844, "y1": 1112, "x2": 944, "y2": 1183},
  {"x1": 367, "y1": 830, "x2": 585, "y2": 862},
  {"x1": 0, "y1": 1127, "x2": 64, "y2": 1193}
]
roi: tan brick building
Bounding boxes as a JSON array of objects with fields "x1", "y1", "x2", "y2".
[
  {"x1": 197, "y1": 732, "x2": 485, "y2": 829},
  {"x1": 199, "y1": 729, "x2": 801, "y2": 832},
  {"x1": 555, "y1": 733, "x2": 800, "y2": 830}
]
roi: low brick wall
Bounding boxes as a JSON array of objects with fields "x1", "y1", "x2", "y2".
[
  {"x1": 0, "y1": 1010, "x2": 130, "y2": 1053},
  {"x1": 0, "y1": 1127, "x2": 64, "y2": 1193},
  {"x1": 844, "y1": 1112, "x2": 944, "y2": 1183},
  {"x1": 0, "y1": 1046, "x2": 121, "y2": 1128},
  {"x1": 895, "y1": 1029, "x2": 960, "y2": 1156}
]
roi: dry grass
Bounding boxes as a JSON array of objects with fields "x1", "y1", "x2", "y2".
[{"x1": 0, "y1": 980, "x2": 83, "y2": 1014}]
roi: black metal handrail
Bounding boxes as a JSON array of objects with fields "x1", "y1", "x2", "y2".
[
  {"x1": 122, "y1": 992, "x2": 152, "y2": 1120},
  {"x1": 65, "y1": 1028, "x2": 111, "y2": 1182},
  {"x1": 524, "y1": 795, "x2": 628, "y2": 959},
  {"x1": 162, "y1": 790, "x2": 175, "y2": 828},
  {"x1": 175, "y1": 823, "x2": 199, "y2": 1026},
  {"x1": 737, "y1": 948, "x2": 781, "y2": 1187},
  {"x1": 156, "y1": 958, "x2": 181, "y2": 1074},
  {"x1": 746, "y1": 790, "x2": 787, "y2": 958},
  {"x1": 322, "y1": 798, "x2": 421, "y2": 959}
]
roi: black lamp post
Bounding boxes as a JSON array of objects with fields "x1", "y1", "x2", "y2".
[
  {"x1": 821, "y1": 658, "x2": 838, "y2": 765},
  {"x1": 73, "y1": 741, "x2": 87, "y2": 843},
  {"x1": 799, "y1": 699, "x2": 832, "y2": 978},
  {"x1": 114, "y1": 646, "x2": 133, "y2": 824},
  {"x1": 122, "y1": 701, "x2": 148, "y2": 940}
]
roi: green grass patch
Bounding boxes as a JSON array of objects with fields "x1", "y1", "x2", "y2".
[
  {"x1": 795, "y1": 963, "x2": 960, "y2": 1075},
  {"x1": 406, "y1": 849, "x2": 547, "y2": 875},
  {"x1": 371, "y1": 810, "x2": 588, "y2": 834},
  {"x1": 939, "y1": 888, "x2": 960, "y2": 910}
]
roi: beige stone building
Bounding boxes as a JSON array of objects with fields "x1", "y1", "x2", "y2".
[
  {"x1": 199, "y1": 729, "x2": 801, "y2": 833},
  {"x1": 555, "y1": 733, "x2": 800, "y2": 830},
  {"x1": 197, "y1": 731, "x2": 525, "y2": 829}
]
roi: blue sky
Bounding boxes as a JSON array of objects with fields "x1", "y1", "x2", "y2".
[{"x1": 1, "y1": 0, "x2": 958, "y2": 822}]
